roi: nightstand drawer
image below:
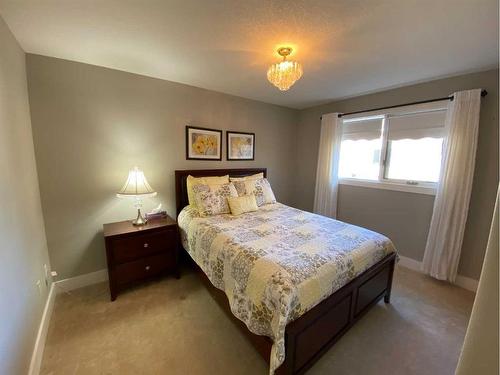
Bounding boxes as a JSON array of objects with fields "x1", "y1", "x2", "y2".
[
  {"x1": 114, "y1": 252, "x2": 175, "y2": 286},
  {"x1": 111, "y1": 230, "x2": 176, "y2": 264}
]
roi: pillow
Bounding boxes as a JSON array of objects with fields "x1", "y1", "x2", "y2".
[
  {"x1": 186, "y1": 175, "x2": 229, "y2": 207},
  {"x1": 192, "y1": 183, "x2": 238, "y2": 217},
  {"x1": 232, "y1": 178, "x2": 276, "y2": 207},
  {"x1": 229, "y1": 172, "x2": 264, "y2": 182},
  {"x1": 228, "y1": 195, "x2": 258, "y2": 216}
]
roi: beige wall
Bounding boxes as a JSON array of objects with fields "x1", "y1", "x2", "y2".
[
  {"x1": 337, "y1": 185, "x2": 435, "y2": 262},
  {"x1": 296, "y1": 69, "x2": 499, "y2": 279},
  {"x1": 26, "y1": 54, "x2": 298, "y2": 280},
  {"x1": 0, "y1": 18, "x2": 51, "y2": 375}
]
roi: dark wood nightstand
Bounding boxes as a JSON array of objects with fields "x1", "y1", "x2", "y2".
[{"x1": 103, "y1": 216, "x2": 179, "y2": 301}]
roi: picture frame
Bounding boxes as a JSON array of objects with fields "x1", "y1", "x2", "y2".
[
  {"x1": 226, "y1": 131, "x2": 255, "y2": 161},
  {"x1": 186, "y1": 126, "x2": 222, "y2": 160}
]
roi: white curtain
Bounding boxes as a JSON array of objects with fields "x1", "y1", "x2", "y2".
[
  {"x1": 314, "y1": 113, "x2": 342, "y2": 218},
  {"x1": 422, "y1": 89, "x2": 482, "y2": 282}
]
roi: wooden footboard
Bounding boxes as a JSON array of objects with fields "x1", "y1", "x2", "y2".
[
  {"x1": 189, "y1": 251, "x2": 396, "y2": 375},
  {"x1": 276, "y1": 252, "x2": 396, "y2": 375}
]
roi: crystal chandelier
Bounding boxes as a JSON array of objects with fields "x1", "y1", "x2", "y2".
[{"x1": 267, "y1": 47, "x2": 303, "y2": 91}]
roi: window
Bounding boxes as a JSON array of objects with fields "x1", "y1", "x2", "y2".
[
  {"x1": 384, "y1": 137, "x2": 443, "y2": 182},
  {"x1": 339, "y1": 116, "x2": 383, "y2": 180},
  {"x1": 338, "y1": 109, "x2": 447, "y2": 194}
]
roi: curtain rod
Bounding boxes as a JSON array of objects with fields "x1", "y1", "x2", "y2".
[{"x1": 319, "y1": 90, "x2": 488, "y2": 119}]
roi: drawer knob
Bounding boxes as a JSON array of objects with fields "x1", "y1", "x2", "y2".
[
  {"x1": 143, "y1": 243, "x2": 149, "y2": 248},
  {"x1": 145, "y1": 266, "x2": 150, "y2": 271}
]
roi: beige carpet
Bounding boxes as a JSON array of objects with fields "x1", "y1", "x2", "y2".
[{"x1": 40, "y1": 265, "x2": 474, "y2": 375}]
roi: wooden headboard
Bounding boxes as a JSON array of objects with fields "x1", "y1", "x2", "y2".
[{"x1": 175, "y1": 168, "x2": 267, "y2": 216}]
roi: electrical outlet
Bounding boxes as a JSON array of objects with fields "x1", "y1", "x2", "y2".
[
  {"x1": 36, "y1": 280, "x2": 42, "y2": 295},
  {"x1": 43, "y1": 264, "x2": 50, "y2": 286}
]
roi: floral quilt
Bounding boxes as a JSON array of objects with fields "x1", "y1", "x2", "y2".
[{"x1": 178, "y1": 203, "x2": 396, "y2": 374}]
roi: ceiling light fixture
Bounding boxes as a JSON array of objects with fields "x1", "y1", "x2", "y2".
[{"x1": 267, "y1": 47, "x2": 303, "y2": 91}]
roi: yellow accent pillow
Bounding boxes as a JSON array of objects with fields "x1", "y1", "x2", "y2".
[
  {"x1": 186, "y1": 175, "x2": 229, "y2": 207},
  {"x1": 229, "y1": 173, "x2": 264, "y2": 182},
  {"x1": 227, "y1": 195, "x2": 259, "y2": 216}
]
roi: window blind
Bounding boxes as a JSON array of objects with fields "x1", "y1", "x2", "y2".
[
  {"x1": 341, "y1": 117, "x2": 383, "y2": 141},
  {"x1": 387, "y1": 110, "x2": 446, "y2": 140}
]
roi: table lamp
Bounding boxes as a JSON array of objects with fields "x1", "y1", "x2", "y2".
[{"x1": 117, "y1": 167, "x2": 157, "y2": 225}]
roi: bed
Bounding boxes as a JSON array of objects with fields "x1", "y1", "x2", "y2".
[{"x1": 175, "y1": 168, "x2": 397, "y2": 375}]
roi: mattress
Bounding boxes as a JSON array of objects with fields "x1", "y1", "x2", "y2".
[{"x1": 178, "y1": 203, "x2": 396, "y2": 374}]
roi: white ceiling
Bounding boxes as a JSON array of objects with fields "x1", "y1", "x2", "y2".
[{"x1": 0, "y1": 0, "x2": 498, "y2": 109}]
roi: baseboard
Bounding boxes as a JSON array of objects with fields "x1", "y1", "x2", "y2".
[
  {"x1": 397, "y1": 255, "x2": 422, "y2": 272},
  {"x1": 454, "y1": 275, "x2": 479, "y2": 293},
  {"x1": 53, "y1": 269, "x2": 108, "y2": 294},
  {"x1": 397, "y1": 255, "x2": 479, "y2": 292},
  {"x1": 28, "y1": 283, "x2": 56, "y2": 375}
]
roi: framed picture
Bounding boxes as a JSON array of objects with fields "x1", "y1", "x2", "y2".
[
  {"x1": 186, "y1": 126, "x2": 222, "y2": 160},
  {"x1": 226, "y1": 131, "x2": 255, "y2": 161}
]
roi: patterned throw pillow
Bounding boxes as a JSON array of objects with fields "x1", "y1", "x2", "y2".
[
  {"x1": 186, "y1": 175, "x2": 230, "y2": 207},
  {"x1": 192, "y1": 183, "x2": 238, "y2": 217},
  {"x1": 232, "y1": 178, "x2": 276, "y2": 207}
]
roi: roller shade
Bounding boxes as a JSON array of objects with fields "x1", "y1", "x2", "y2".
[
  {"x1": 342, "y1": 117, "x2": 383, "y2": 141},
  {"x1": 387, "y1": 110, "x2": 446, "y2": 140}
]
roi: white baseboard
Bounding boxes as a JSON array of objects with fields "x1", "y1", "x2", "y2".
[
  {"x1": 397, "y1": 255, "x2": 479, "y2": 292},
  {"x1": 28, "y1": 283, "x2": 56, "y2": 375},
  {"x1": 53, "y1": 269, "x2": 108, "y2": 294},
  {"x1": 454, "y1": 275, "x2": 479, "y2": 293},
  {"x1": 397, "y1": 255, "x2": 422, "y2": 272}
]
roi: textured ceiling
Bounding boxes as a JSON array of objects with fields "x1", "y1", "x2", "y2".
[{"x1": 0, "y1": 0, "x2": 498, "y2": 109}]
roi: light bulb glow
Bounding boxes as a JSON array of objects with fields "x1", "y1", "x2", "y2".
[{"x1": 116, "y1": 166, "x2": 157, "y2": 198}]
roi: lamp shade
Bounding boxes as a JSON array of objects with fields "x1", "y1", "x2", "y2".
[{"x1": 116, "y1": 167, "x2": 157, "y2": 198}]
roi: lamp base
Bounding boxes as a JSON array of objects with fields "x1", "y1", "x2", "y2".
[{"x1": 132, "y1": 208, "x2": 147, "y2": 226}]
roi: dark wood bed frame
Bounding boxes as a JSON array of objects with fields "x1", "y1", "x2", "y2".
[{"x1": 175, "y1": 168, "x2": 396, "y2": 375}]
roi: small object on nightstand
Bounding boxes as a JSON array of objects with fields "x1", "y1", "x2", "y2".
[
  {"x1": 145, "y1": 211, "x2": 168, "y2": 221},
  {"x1": 103, "y1": 215, "x2": 180, "y2": 301}
]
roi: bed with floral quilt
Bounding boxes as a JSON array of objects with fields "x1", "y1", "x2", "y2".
[{"x1": 175, "y1": 169, "x2": 397, "y2": 375}]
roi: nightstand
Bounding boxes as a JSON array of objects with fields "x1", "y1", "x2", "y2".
[{"x1": 103, "y1": 216, "x2": 179, "y2": 301}]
